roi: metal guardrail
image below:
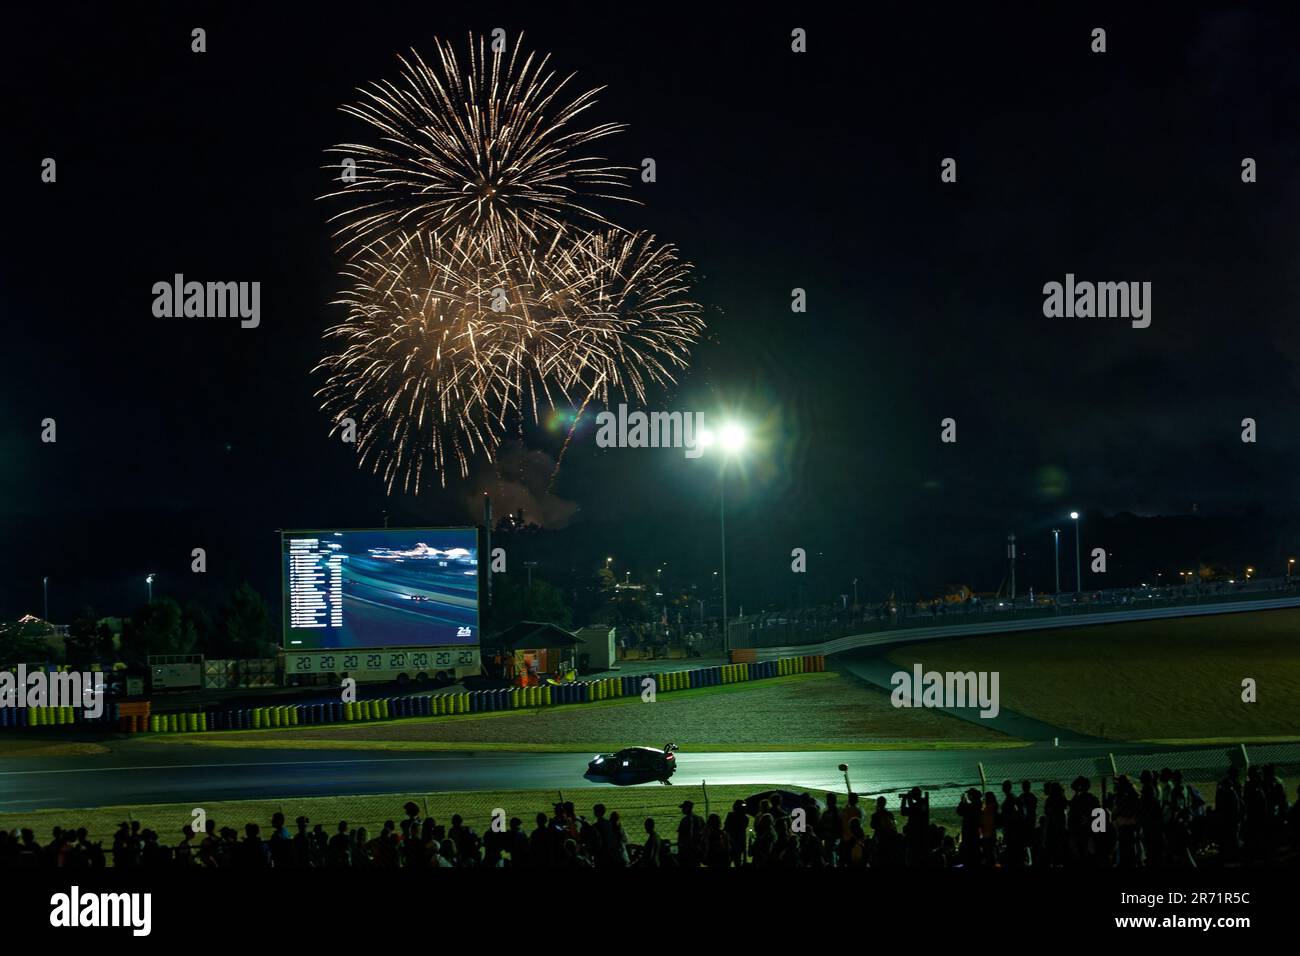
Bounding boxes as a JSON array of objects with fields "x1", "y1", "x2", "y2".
[{"x1": 746, "y1": 594, "x2": 1300, "y2": 660}]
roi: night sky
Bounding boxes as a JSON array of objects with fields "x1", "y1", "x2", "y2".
[{"x1": 5, "y1": 2, "x2": 1300, "y2": 621}]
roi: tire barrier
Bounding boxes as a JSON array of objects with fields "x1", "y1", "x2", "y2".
[{"x1": 2, "y1": 655, "x2": 828, "y2": 734}]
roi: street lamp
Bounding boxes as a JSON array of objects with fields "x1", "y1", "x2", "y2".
[
  {"x1": 1052, "y1": 529, "x2": 1061, "y2": 604},
  {"x1": 43, "y1": 576, "x2": 49, "y2": 622},
  {"x1": 146, "y1": 573, "x2": 156, "y2": 604},
  {"x1": 1069, "y1": 512, "x2": 1081, "y2": 594},
  {"x1": 1289, "y1": 558, "x2": 1295, "y2": 583}
]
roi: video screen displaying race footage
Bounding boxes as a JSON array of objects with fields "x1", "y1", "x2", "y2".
[{"x1": 282, "y1": 528, "x2": 479, "y2": 649}]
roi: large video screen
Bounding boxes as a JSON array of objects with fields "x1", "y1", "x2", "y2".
[{"x1": 282, "y1": 528, "x2": 479, "y2": 650}]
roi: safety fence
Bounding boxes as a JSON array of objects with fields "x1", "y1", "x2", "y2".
[
  {"x1": 1, "y1": 655, "x2": 826, "y2": 735},
  {"x1": 749, "y1": 595, "x2": 1300, "y2": 661}
]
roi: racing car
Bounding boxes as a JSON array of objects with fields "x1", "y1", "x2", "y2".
[{"x1": 585, "y1": 742, "x2": 678, "y2": 785}]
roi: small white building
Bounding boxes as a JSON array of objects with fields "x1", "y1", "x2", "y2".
[{"x1": 575, "y1": 625, "x2": 616, "y2": 672}]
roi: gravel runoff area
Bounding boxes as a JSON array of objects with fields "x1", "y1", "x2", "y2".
[{"x1": 154, "y1": 672, "x2": 1013, "y2": 749}]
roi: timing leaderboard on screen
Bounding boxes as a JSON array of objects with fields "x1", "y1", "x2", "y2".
[{"x1": 287, "y1": 537, "x2": 343, "y2": 629}]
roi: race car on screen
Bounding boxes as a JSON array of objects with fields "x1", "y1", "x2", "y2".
[{"x1": 585, "y1": 743, "x2": 678, "y2": 785}]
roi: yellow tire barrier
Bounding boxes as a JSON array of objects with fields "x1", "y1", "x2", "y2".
[
  {"x1": 199, "y1": 712, "x2": 208, "y2": 731},
  {"x1": 543, "y1": 685, "x2": 552, "y2": 705}
]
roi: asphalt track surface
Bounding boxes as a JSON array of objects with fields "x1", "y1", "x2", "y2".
[{"x1": 0, "y1": 739, "x2": 1219, "y2": 814}]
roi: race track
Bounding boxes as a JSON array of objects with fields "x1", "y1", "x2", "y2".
[{"x1": 0, "y1": 740, "x2": 1232, "y2": 813}]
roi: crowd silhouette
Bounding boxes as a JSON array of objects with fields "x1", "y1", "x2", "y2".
[{"x1": 4, "y1": 765, "x2": 1298, "y2": 868}]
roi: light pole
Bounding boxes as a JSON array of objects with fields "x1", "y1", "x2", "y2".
[
  {"x1": 1052, "y1": 529, "x2": 1061, "y2": 604},
  {"x1": 705, "y1": 421, "x2": 748, "y2": 654},
  {"x1": 43, "y1": 576, "x2": 49, "y2": 622},
  {"x1": 1289, "y1": 558, "x2": 1295, "y2": 583},
  {"x1": 524, "y1": 561, "x2": 538, "y2": 589},
  {"x1": 1070, "y1": 512, "x2": 1081, "y2": 593},
  {"x1": 146, "y1": 573, "x2": 156, "y2": 604}
]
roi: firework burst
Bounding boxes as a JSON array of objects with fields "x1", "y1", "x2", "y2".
[
  {"x1": 315, "y1": 229, "x2": 701, "y2": 492},
  {"x1": 324, "y1": 33, "x2": 635, "y2": 258},
  {"x1": 319, "y1": 33, "x2": 703, "y2": 493}
]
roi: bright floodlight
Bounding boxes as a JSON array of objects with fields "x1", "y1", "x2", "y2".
[
  {"x1": 1069, "y1": 511, "x2": 1079, "y2": 520},
  {"x1": 146, "y1": 573, "x2": 156, "y2": 584},
  {"x1": 719, "y1": 422, "x2": 747, "y2": 454}
]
